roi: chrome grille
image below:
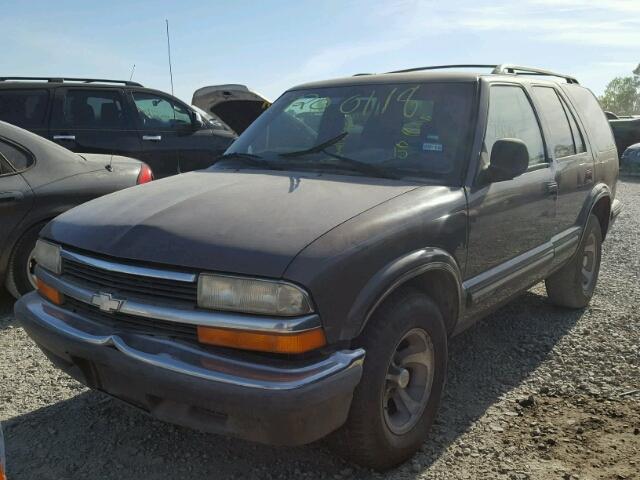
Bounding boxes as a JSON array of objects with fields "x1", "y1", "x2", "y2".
[
  {"x1": 61, "y1": 255, "x2": 197, "y2": 304},
  {"x1": 64, "y1": 297, "x2": 198, "y2": 341}
]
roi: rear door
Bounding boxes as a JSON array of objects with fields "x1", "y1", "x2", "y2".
[
  {"x1": 0, "y1": 88, "x2": 51, "y2": 138},
  {"x1": 49, "y1": 88, "x2": 141, "y2": 157},
  {"x1": 531, "y1": 85, "x2": 593, "y2": 239},
  {"x1": 0, "y1": 139, "x2": 34, "y2": 251}
]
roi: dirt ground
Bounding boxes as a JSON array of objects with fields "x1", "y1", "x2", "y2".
[{"x1": 1, "y1": 179, "x2": 638, "y2": 480}]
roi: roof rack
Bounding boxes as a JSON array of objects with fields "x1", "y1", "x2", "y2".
[
  {"x1": 0, "y1": 76, "x2": 143, "y2": 87},
  {"x1": 491, "y1": 64, "x2": 579, "y2": 84},
  {"x1": 385, "y1": 64, "x2": 579, "y2": 84}
]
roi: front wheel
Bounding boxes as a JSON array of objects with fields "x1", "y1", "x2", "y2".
[
  {"x1": 331, "y1": 288, "x2": 448, "y2": 470},
  {"x1": 545, "y1": 214, "x2": 603, "y2": 308}
]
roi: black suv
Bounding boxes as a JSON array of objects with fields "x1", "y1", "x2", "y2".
[
  {"x1": 17, "y1": 65, "x2": 622, "y2": 470},
  {"x1": 0, "y1": 77, "x2": 239, "y2": 178}
]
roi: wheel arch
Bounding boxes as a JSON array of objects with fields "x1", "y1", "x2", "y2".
[
  {"x1": 1, "y1": 215, "x2": 56, "y2": 282},
  {"x1": 580, "y1": 183, "x2": 612, "y2": 241},
  {"x1": 347, "y1": 248, "x2": 464, "y2": 340}
]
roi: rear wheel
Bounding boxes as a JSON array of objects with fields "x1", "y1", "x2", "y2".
[
  {"x1": 331, "y1": 288, "x2": 448, "y2": 470},
  {"x1": 545, "y1": 214, "x2": 602, "y2": 308},
  {"x1": 6, "y1": 223, "x2": 45, "y2": 298}
]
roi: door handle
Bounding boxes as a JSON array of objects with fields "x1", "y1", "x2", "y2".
[
  {"x1": 52, "y1": 135, "x2": 76, "y2": 141},
  {"x1": 0, "y1": 191, "x2": 23, "y2": 203},
  {"x1": 545, "y1": 181, "x2": 558, "y2": 195},
  {"x1": 142, "y1": 135, "x2": 162, "y2": 142}
]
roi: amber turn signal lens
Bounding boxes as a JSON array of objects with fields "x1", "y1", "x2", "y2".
[
  {"x1": 36, "y1": 278, "x2": 64, "y2": 305},
  {"x1": 197, "y1": 326, "x2": 327, "y2": 354},
  {"x1": 0, "y1": 465, "x2": 5, "y2": 480}
]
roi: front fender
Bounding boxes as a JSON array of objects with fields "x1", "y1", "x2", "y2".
[{"x1": 346, "y1": 247, "x2": 464, "y2": 339}]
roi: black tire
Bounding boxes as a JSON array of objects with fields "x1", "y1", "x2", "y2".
[
  {"x1": 5, "y1": 223, "x2": 45, "y2": 299},
  {"x1": 545, "y1": 214, "x2": 603, "y2": 309},
  {"x1": 331, "y1": 288, "x2": 448, "y2": 471}
]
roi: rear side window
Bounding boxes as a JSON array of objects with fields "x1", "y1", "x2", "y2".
[
  {"x1": 0, "y1": 89, "x2": 49, "y2": 128},
  {"x1": 0, "y1": 138, "x2": 34, "y2": 172},
  {"x1": 565, "y1": 86, "x2": 615, "y2": 152},
  {"x1": 54, "y1": 90, "x2": 127, "y2": 129},
  {"x1": 485, "y1": 85, "x2": 546, "y2": 166},
  {"x1": 532, "y1": 87, "x2": 576, "y2": 159},
  {"x1": 560, "y1": 95, "x2": 586, "y2": 154}
]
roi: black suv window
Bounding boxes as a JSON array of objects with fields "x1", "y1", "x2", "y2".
[
  {"x1": 132, "y1": 92, "x2": 191, "y2": 130},
  {"x1": 532, "y1": 86, "x2": 576, "y2": 159},
  {"x1": 0, "y1": 89, "x2": 49, "y2": 128},
  {"x1": 0, "y1": 139, "x2": 33, "y2": 172},
  {"x1": 54, "y1": 90, "x2": 127, "y2": 129},
  {"x1": 565, "y1": 85, "x2": 615, "y2": 153},
  {"x1": 485, "y1": 85, "x2": 546, "y2": 167}
]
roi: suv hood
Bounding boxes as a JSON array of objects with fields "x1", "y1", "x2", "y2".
[{"x1": 43, "y1": 170, "x2": 417, "y2": 278}]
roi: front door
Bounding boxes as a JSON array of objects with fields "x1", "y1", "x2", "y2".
[
  {"x1": 49, "y1": 88, "x2": 141, "y2": 158},
  {"x1": 130, "y1": 91, "x2": 191, "y2": 178},
  {"x1": 465, "y1": 84, "x2": 558, "y2": 313}
]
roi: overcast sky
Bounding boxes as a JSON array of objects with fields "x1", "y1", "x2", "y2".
[{"x1": 2, "y1": 0, "x2": 638, "y2": 103}]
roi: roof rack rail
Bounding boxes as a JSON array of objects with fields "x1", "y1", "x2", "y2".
[
  {"x1": 387, "y1": 64, "x2": 499, "y2": 74},
  {"x1": 0, "y1": 76, "x2": 143, "y2": 87},
  {"x1": 491, "y1": 64, "x2": 579, "y2": 84},
  {"x1": 385, "y1": 64, "x2": 579, "y2": 84}
]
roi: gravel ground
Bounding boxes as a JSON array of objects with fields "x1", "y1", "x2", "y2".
[{"x1": 1, "y1": 179, "x2": 638, "y2": 480}]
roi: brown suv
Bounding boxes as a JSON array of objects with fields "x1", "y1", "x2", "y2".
[{"x1": 17, "y1": 64, "x2": 622, "y2": 470}]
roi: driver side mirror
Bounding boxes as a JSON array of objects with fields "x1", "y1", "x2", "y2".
[
  {"x1": 486, "y1": 138, "x2": 529, "y2": 183},
  {"x1": 192, "y1": 112, "x2": 205, "y2": 131}
]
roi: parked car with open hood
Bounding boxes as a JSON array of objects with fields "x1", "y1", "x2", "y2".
[
  {"x1": 0, "y1": 77, "x2": 243, "y2": 178},
  {"x1": 0, "y1": 120, "x2": 151, "y2": 297},
  {"x1": 16, "y1": 64, "x2": 622, "y2": 470},
  {"x1": 192, "y1": 84, "x2": 270, "y2": 135}
]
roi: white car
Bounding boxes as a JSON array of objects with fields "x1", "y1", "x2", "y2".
[{"x1": 192, "y1": 84, "x2": 270, "y2": 135}]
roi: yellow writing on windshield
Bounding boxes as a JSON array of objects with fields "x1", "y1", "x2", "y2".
[{"x1": 339, "y1": 86, "x2": 421, "y2": 118}]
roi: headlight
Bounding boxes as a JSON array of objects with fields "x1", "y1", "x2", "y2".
[
  {"x1": 197, "y1": 274, "x2": 313, "y2": 316},
  {"x1": 33, "y1": 239, "x2": 61, "y2": 275}
]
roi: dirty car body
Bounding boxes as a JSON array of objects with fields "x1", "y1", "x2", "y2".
[{"x1": 16, "y1": 66, "x2": 622, "y2": 467}]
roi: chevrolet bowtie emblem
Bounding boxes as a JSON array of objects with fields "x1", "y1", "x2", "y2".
[{"x1": 91, "y1": 292, "x2": 124, "y2": 313}]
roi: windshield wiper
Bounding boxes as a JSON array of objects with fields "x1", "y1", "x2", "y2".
[
  {"x1": 319, "y1": 151, "x2": 402, "y2": 180},
  {"x1": 279, "y1": 132, "x2": 400, "y2": 179},
  {"x1": 215, "y1": 152, "x2": 282, "y2": 170},
  {"x1": 279, "y1": 132, "x2": 349, "y2": 158}
]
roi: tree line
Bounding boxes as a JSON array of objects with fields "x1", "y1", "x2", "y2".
[{"x1": 599, "y1": 64, "x2": 640, "y2": 116}]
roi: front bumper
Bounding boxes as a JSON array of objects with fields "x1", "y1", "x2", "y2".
[{"x1": 16, "y1": 293, "x2": 364, "y2": 446}]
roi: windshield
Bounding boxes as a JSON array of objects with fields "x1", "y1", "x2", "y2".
[{"x1": 222, "y1": 82, "x2": 475, "y2": 183}]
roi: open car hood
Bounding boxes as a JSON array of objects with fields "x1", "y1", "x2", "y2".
[{"x1": 192, "y1": 84, "x2": 270, "y2": 135}]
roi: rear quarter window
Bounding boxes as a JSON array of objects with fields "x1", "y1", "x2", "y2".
[
  {"x1": 0, "y1": 89, "x2": 49, "y2": 128},
  {"x1": 564, "y1": 85, "x2": 615, "y2": 153},
  {"x1": 0, "y1": 138, "x2": 34, "y2": 172}
]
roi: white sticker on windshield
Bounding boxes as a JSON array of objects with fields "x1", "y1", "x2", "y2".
[{"x1": 423, "y1": 142, "x2": 443, "y2": 152}]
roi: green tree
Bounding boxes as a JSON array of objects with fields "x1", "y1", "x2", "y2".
[{"x1": 599, "y1": 74, "x2": 640, "y2": 116}]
